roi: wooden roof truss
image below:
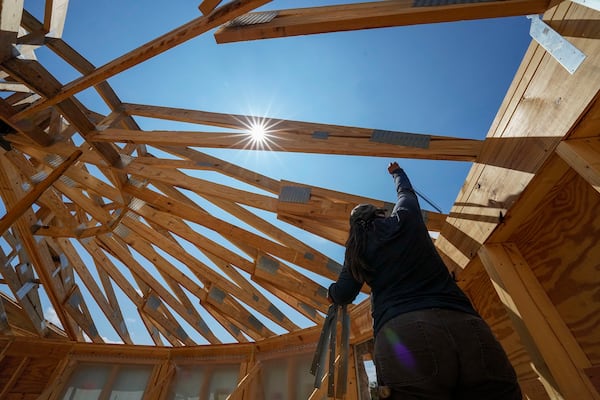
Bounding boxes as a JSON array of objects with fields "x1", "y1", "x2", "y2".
[{"x1": 1, "y1": 2, "x2": 600, "y2": 398}]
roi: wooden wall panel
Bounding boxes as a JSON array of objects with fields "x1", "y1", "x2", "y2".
[
  {"x1": 512, "y1": 170, "x2": 600, "y2": 364},
  {"x1": 10, "y1": 357, "x2": 61, "y2": 395}
]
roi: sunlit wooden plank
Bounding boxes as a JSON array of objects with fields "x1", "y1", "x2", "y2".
[
  {"x1": 214, "y1": 0, "x2": 550, "y2": 43},
  {"x1": 95, "y1": 127, "x2": 482, "y2": 161}
]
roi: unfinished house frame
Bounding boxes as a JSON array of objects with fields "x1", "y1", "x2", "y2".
[{"x1": 0, "y1": 0, "x2": 599, "y2": 399}]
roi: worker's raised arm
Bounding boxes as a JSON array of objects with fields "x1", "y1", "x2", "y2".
[{"x1": 387, "y1": 162, "x2": 420, "y2": 216}]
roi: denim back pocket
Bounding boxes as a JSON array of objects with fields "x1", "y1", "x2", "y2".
[
  {"x1": 374, "y1": 321, "x2": 439, "y2": 386},
  {"x1": 469, "y1": 318, "x2": 517, "y2": 381}
]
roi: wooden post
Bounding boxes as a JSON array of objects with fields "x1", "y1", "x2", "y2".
[{"x1": 479, "y1": 243, "x2": 599, "y2": 399}]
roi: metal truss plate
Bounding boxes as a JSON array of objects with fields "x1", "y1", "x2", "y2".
[
  {"x1": 528, "y1": 15, "x2": 586, "y2": 74},
  {"x1": 371, "y1": 130, "x2": 430, "y2": 148},
  {"x1": 279, "y1": 185, "x2": 311, "y2": 204}
]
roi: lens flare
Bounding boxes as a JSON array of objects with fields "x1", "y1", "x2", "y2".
[
  {"x1": 248, "y1": 121, "x2": 267, "y2": 143},
  {"x1": 384, "y1": 328, "x2": 416, "y2": 369},
  {"x1": 232, "y1": 115, "x2": 284, "y2": 151}
]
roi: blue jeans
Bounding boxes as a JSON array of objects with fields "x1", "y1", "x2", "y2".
[{"x1": 374, "y1": 308, "x2": 522, "y2": 399}]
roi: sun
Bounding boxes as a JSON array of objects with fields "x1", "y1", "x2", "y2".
[
  {"x1": 235, "y1": 115, "x2": 281, "y2": 150},
  {"x1": 248, "y1": 120, "x2": 267, "y2": 143}
]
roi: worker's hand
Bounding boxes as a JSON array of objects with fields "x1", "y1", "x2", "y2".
[{"x1": 388, "y1": 161, "x2": 400, "y2": 174}]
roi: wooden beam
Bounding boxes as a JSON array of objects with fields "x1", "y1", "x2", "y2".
[
  {"x1": 0, "y1": 81, "x2": 32, "y2": 92},
  {"x1": 556, "y1": 138, "x2": 600, "y2": 195},
  {"x1": 253, "y1": 253, "x2": 330, "y2": 310},
  {"x1": 158, "y1": 145, "x2": 281, "y2": 195},
  {"x1": 96, "y1": 233, "x2": 211, "y2": 344},
  {"x1": 0, "y1": 247, "x2": 46, "y2": 335},
  {"x1": 121, "y1": 160, "x2": 279, "y2": 211},
  {"x1": 0, "y1": 156, "x2": 78, "y2": 339},
  {"x1": 142, "y1": 359, "x2": 175, "y2": 400},
  {"x1": 119, "y1": 214, "x2": 298, "y2": 335},
  {"x1": 0, "y1": 0, "x2": 23, "y2": 60},
  {"x1": 199, "y1": 0, "x2": 222, "y2": 15},
  {"x1": 0, "y1": 149, "x2": 81, "y2": 235},
  {"x1": 213, "y1": 0, "x2": 550, "y2": 43},
  {"x1": 0, "y1": 98, "x2": 53, "y2": 146},
  {"x1": 62, "y1": 286, "x2": 103, "y2": 343},
  {"x1": 1, "y1": 58, "x2": 124, "y2": 169},
  {"x1": 227, "y1": 360, "x2": 262, "y2": 400},
  {"x1": 20, "y1": 10, "x2": 144, "y2": 137},
  {"x1": 124, "y1": 184, "x2": 341, "y2": 280},
  {"x1": 12, "y1": 0, "x2": 272, "y2": 119},
  {"x1": 55, "y1": 237, "x2": 133, "y2": 344},
  {"x1": 93, "y1": 127, "x2": 482, "y2": 161},
  {"x1": 209, "y1": 197, "x2": 343, "y2": 279},
  {"x1": 0, "y1": 0, "x2": 23, "y2": 34},
  {"x1": 43, "y1": 0, "x2": 69, "y2": 38},
  {"x1": 479, "y1": 243, "x2": 599, "y2": 400}
]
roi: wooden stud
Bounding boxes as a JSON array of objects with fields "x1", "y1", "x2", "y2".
[
  {"x1": 227, "y1": 361, "x2": 262, "y2": 400},
  {"x1": 142, "y1": 359, "x2": 175, "y2": 400},
  {"x1": 38, "y1": 358, "x2": 77, "y2": 400},
  {"x1": 556, "y1": 138, "x2": 600, "y2": 195},
  {"x1": 479, "y1": 243, "x2": 599, "y2": 399}
]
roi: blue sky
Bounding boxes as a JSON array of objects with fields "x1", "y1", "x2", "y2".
[
  {"x1": 30, "y1": 0, "x2": 532, "y2": 214},
  {"x1": 5, "y1": 1, "x2": 534, "y2": 345}
]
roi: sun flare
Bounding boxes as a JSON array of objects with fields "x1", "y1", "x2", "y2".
[{"x1": 248, "y1": 121, "x2": 267, "y2": 142}]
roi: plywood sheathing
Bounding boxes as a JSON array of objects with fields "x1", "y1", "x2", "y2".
[{"x1": 435, "y1": 2, "x2": 600, "y2": 274}]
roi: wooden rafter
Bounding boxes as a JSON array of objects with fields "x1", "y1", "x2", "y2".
[
  {"x1": 0, "y1": 2, "x2": 598, "y2": 399},
  {"x1": 93, "y1": 127, "x2": 482, "y2": 161},
  {"x1": 213, "y1": 0, "x2": 551, "y2": 43},
  {"x1": 12, "y1": 0, "x2": 273, "y2": 120}
]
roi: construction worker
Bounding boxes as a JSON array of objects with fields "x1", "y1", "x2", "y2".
[{"x1": 328, "y1": 162, "x2": 521, "y2": 399}]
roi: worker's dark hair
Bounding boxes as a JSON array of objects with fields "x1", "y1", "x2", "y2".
[{"x1": 344, "y1": 204, "x2": 378, "y2": 283}]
